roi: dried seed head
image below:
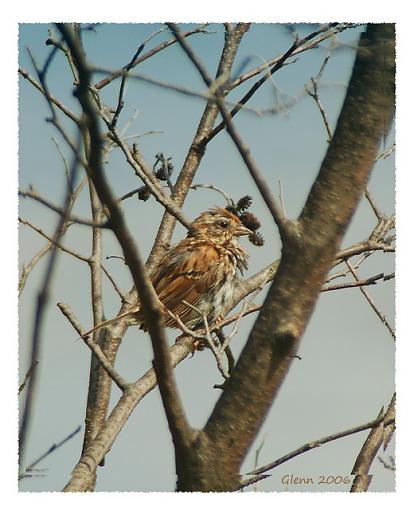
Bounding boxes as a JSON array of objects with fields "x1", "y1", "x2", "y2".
[
  {"x1": 239, "y1": 212, "x2": 261, "y2": 231},
  {"x1": 138, "y1": 186, "x2": 151, "y2": 201},
  {"x1": 155, "y1": 160, "x2": 174, "y2": 181},
  {"x1": 225, "y1": 200, "x2": 263, "y2": 247},
  {"x1": 249, "y1": 231, "x2": 265, "y2": 247},
  {"x1": 236, "y1": 195, "x2": 252, "y2": 211}
]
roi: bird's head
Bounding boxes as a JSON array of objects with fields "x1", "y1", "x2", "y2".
[{"x1": 187, "y1": 208, "x2": 252, "y2": 242}]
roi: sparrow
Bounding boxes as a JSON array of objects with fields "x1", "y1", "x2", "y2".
[{"x1": 82, "y1": 207, "x2": 252, "y2": 338}]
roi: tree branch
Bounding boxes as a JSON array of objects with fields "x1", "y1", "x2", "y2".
[
  {"x1": 167, "y1": 23, "x2": 292, "y2": 241},
  {"x1": 19, "y1": 426, "x2": 82, "y2": 480},
  {"x1": 19, "y1": 217, "x2": 89, "y2": 263},
  {"x1": 57, "y1": 24, "x2": 193, "y2": 462},
  {"x1": 94, "y1": 25, "x2": 210, "y2": 90},
  {"x1": 19, "y1": 188, "x2": 106, "y2": 228},
  {"x1": 345, "y1": 259, "x2": 395, "y2": 339},
  {"x1": 57, "y1": 302, "x2": 130, "y2": 392},
  {"x1": 19, "y1": 67, "x2": 80, "y2": 123},
  {"x1": 145, "y1": 23, "x2": 250, "y2": 273},
  {"x1": 62, "y1": 335, "x2": 195, "y2": 491},
  {"x1": 350, "y1": 394, "x2": 396, "y2": 492},
  {"x1": 199, "y1": 24, "x2": 345, "y2": 147},
  {"x1": 198, "y1": 24, "x2": 395, "y2": 491},
  {"x1": 60, "y1": 231, "x2": 394, "y2": 491},
  {"x1": 19, "y1": 143, "x2": 81, "y2": 469},
  {"x1": 241, "y1": 413, "x2": 395, "y2": 489}
]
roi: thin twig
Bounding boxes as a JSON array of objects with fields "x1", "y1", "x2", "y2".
[
  {"x1": 110, "y1": 28, "x2": 168, "y2": 128},
  {"x1": 365, "y1": 188, "x2": 383, "y2": 220},
  {"x1": 220, "y1": 297, "x2": 256, "y2": 354},
  {"x1": 323, "y1": 272, "x2": 394, "y2": 292},
  {"x1": 57, "y1": 302, "x2": 130, "y2": 392},
  {"x1": 252, "y1": 435, "x2": 267, "y2": 491},
  {"x1": 231, "y1": 23, "x2": 354, "y2": 90},
  {"x1": 375, "y1": 143, "x2": 395, "y2": 162},
  {"x1": 51, "y1": 137, "x2": 72, "y2": 190},
  {"x1": 18, "y1": 360, "x2": 39, "y2": 396},
  {"x1": 241, "y1": 415, "x2": 395, "y2": 488},
  {"x1": 168, "y1": 305, "x2": 230, "y2": 380},
  {"x1": 351, "y1": 395, "x2": 396, "y2": 492},
  {"x1": 202, "y1": 24, "x2": 348, "y2": 146},
  {"x1": 19, "y1": 425, "x2": 82, "y2": 480},
  {"x1": 18, "y1": 68, "x2": 80, "y2": 123},
  {"x1": 19, "y1": 133, "x2": 80, "y2": 469},
  {"x1": 332, "y1": 239, "x2": 394, "y2": 267},
  {"x1": 58, "y1": 23, "x2": 193, "y2": 453},
  {"x1": 19, "y1": 188, "x2": 107, "y2": 228},
  {"x1": 190, "y1": 183, "x2": 235, "y2": 206},
  {"x1": 306, "y1": 54, "x2": 333, "y2": 143},
  {"x1": 278, "y1": 181, "x2": 286, "y2": 217},
  {"x1": 377, "y1": 455, "x2": 395, "y2": 471},
  {"x1": 18, "y1": 168, "x2": 87, "y2": 296},
  {"x1": 94, "y1": 25, "x2": 210, "y2": 89},
  {"x1": 345, "y1": 260, "x2": 395, "y2": 339},
  {"x1": 94, "y1": 66, "x2": 263, "y2": 115},
  {"x1": 19, "y1": 217, "x2": 89, "y2": 262},
  {"x1": 19, "y1": 245, "x2": 52, "y2": 296},
  {"x1": 101, "y1": 265, "x2": 127, "y2": 303},
  {"x1": 100, "y1": 118, "x2": 191, "y2": 229},
  {"x1": 167, "y1": 23, "x2": 293, "y2": 240}
]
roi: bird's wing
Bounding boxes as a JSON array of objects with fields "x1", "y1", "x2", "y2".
[{"x1": 151, "y1": 241, "x2": 221, "y2": 322}]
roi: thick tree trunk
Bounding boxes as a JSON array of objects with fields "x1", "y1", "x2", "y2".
[{"x1": 175, "y1": 23, "x2": 395, "y2": 492}]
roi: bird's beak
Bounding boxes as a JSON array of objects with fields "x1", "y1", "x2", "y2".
[{"x1": 235, "y1": 225, "x2": 253, "y2": 237}]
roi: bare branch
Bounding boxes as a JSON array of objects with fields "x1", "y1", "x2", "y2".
[
  {"x1": 62, "y1": 335, "x2": 195, "y2": 492},
  {"x1": 94, "y1": 25, "x2": 211, "y2": 89},
  {"x1": 19, "y1": 67, "x2": 80, "y2": 123},
  {"x1": 351, "y1": 394, "x2": 396, "y2": 492},
  {"x1": 19, "y1": 154, "x2": 87, "y2": 295},
  {"x1": 19, "y1": 188, "x2": 106, "y2": 228},
  {"x1": 19, "y1": 217, "x2": 89, "y2": 263},
  {"x1": 19, "y1": 141, "x2": 81, "y2": 468},
  {"x1": 57, "y1": 303, "x2": 130, "y2": 392},
  {"x1": 101, "y1": 265, "x2": 127, "y2": 303},
  {"x1": 323, "y1": 272, "x2": 394, "y2": 292},
  {"x1": 57, "y1": 23, "x2": 193, "y2": 456},
  {"x1": 378, "y1": 455, "x2": 395, "y2": 471},
  {"x1": 365, "y1": 188, "x2": 383, "y2": 220},
  {"x1": 145, "y1": 23, "x2": 250, "y2": 273},
  {"x1": 345, "y1": 260, "x2": 395, "y2": 339},
  {"x1": 18, "y1": 360, "x2": 39, "y2": 396},
  {"x1": 167, "y1": 23, "x2": 293, "y2": 240},
  {"x1": 19, "y1": 426, "x2": 82, "y2": 480},
  {"x1": 375, "y1": 143, "x2": 395, "y2": 162},
  {"x1": 110, "y1": 27, "x2": 169, "y2": 128},
  {"x1": 306, "y1": 54, "x2": 333, "y2": 143},
  {"x1": 202, "y1": 24, "x2": 353, "y2": 147},
  {"x1": 231, "y1": 24, "x2": 356, "y2": 90},
  {"x1": 190, "y1": 183, "x2": 235, "y2": 206},
  {"x1": 241, "y1": 414, "x2": 395, "y2": 489},
  {"x1": 101, "y1": 121, "x2": 190, "y2": 229}
]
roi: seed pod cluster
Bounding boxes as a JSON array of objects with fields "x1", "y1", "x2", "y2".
[{"x1": 226, "y1": 195, "x2": 264, "y2": 247}]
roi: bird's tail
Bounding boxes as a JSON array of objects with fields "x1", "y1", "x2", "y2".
[{"x1": 81, "y1": 309, "x2": 138, "y2": 339}]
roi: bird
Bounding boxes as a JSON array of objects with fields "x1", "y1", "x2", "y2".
[{"x1": 81, "y1": 207, "x2": 252, "y2": 338}]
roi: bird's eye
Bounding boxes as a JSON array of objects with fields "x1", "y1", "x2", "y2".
[{"x1": 219, "y1": 220, "x2": 229, "y2": 229}]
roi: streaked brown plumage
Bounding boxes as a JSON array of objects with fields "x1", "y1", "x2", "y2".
[{"x1": 82, "y1": 208, "x2": 251, "y2": 338}]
